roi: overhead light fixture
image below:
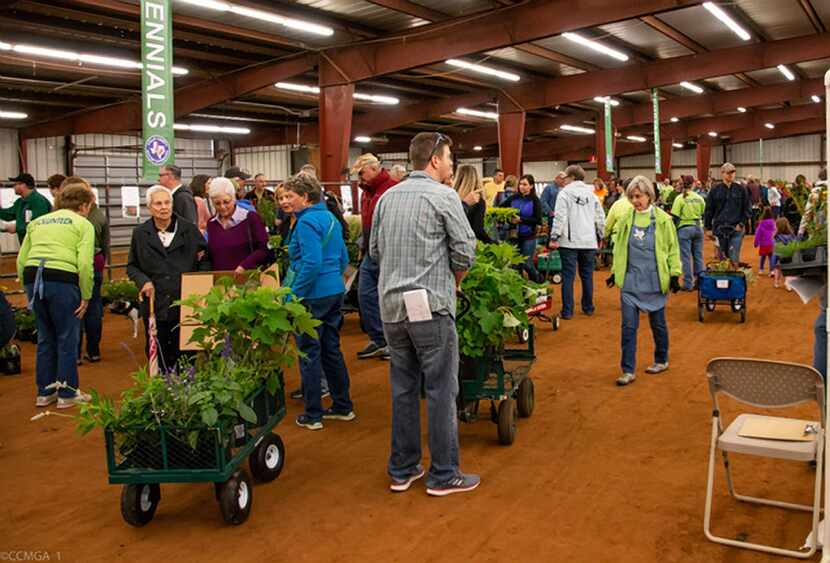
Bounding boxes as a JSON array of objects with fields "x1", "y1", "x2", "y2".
[
  {"x1": 0, "y1": 111, "x2": 27, "y2": 119},
  {"x1": 811, "y1": 95, "x2": 821, "y2": 103},
  {"x1": 680, "y1": 81, "x2": 704, "y2": 94},
  {"x1": 562, "y1": 32, "x2": 629, "y2": 61},
  {"x1": 708, "y1": 131, "x2": 718, "y2": 137},
  {"x1": 702, "y1": 2, "x2": 751, "y2": 41},
  {"x1": 455, "y1": 107, "x2": 499, "y2": 120},
  {"x1": 274, "y1": 82, "x2": 399, "y2": 105},
  {"x1": 670, "y1": 117, "x2": 679, "y2": 123},
  {"x1": 560, "y1": 124, "x2": 595, "y2": 134},
  {"x1": 737, "y1": 106, "x2": 747, "y2": 113},
  {"x1": 445, "y1": 59, "x2": 520, "y2": 82},
  {"x1": 176, "y1": 0, "x2": 334, "y2": 36},
  {"x1": 626, "y1": 135, "x2": 647, "y2": 142},
  {"x1": 672, "y1": 142, "x2": 683, "y2": 148},
  {"x1": 777, "y1": 64, "x2": 795, "y2": 81},
  {"x1": 173, "y1": 123, "x2": 250, "y2": 134},
  {"x1": 593, "y1": 96, "x2": 620, "y2": 106},
  {"x1": 0, "y1": 40, "x2": 188, "y2": 75},
  {"x1": 473, "y1": 146, "x2": 483, "y2": 151},
  {"x1": 354, "y1": 136, "x2": 372, "y2": 143},
  {"x1": 764, "y1": 123, "x2": 775, "y2": 129}
]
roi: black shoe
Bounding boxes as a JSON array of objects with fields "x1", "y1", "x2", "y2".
[
  {"x1": 322, "y1": 408, "x2": 356, "y2": 421},
  {"x1": 560, "y1": 312, "x2": 573, "y2": 320},
  {"x1": 84, "y1": 354, "x2": 101, "y2": 363},
  {"x1": 290, "y1": 388, "x2": 303, "y2": 400},
  {"x1": 357, "y1": 341, "x2": 387, "y2": 359},
  {"x1": 583, "y1": 310, "x2": 594, "y2": 317}
]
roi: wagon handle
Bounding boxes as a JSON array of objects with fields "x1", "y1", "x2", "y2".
[{"x1": 457, "y1": 291, "x2": 471, "y2": 320}]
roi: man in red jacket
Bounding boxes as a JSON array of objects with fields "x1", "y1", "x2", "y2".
[{"x1": 352, "y1": 153, "x2": 398, "y2": 359}]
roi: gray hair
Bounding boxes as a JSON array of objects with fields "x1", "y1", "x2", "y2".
[
  {"x1": 564, "y1": 164, "x2": 585, "y2": 181},
  {"x1": 390, "y1": 164, "x2": 407, "y2": 177},
  {"x1": 161, "y1": 164, "x2": 182, "y2": 180},
  {"x1": 284, "y1": 172, "x2": 322, "y2": 203},
  {"x1": 299, "y1": 164, "x2": 317, "y2": 179},
  {"x1": 208, "y1": 177, "x2": 237, "y2": 200},
  {"x1": 145, "y1": 185, "x2": 170, "y2": 206},
  {"x1": 625, "y1": 175, "x2": 656, "y2": 203}
]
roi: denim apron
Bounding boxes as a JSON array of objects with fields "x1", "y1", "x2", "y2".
[{"x1": 622, "y1": 209, "x2": 666, "y2": 313}]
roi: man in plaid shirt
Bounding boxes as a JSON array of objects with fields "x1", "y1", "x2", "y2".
[{"x1": 370, "y1": 132, "x2": 478, "y2": 497}]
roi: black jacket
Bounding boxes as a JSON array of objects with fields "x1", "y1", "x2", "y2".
[
  {"x1": 462, "y1": 199, "x2": 493, "y2": 244},
  {"x1": 704, "y1": 182, "x2": 751, "y2": 231},
  {"x1": 127, "y1": 217, "x2": 210, "y2": 321},
  {"x1": 172, "y1": 185, "x2": 198, "y2": 225}
]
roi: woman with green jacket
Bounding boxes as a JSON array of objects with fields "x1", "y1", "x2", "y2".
[{"x1": 607, "y1": 176, "x2": 682, "y2": 386}]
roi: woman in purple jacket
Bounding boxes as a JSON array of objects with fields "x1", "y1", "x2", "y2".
[
  {"x1": 206, "y1": 177, "x2": 270, "y2": 273},
  {"x1": 753, "y1": 206, "x2": 776, "y2": 273}
]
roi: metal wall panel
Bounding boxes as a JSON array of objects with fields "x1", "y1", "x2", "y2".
[
  {"x1": 728, "y1": 135, "x2": 822, "y2": 164},
  {"x1": 72, "y1": 134, "x2": 214, "y2": 157},
  {"x1": 523, "y1": 161, "x2": 567, "y2": 183},
  {"x1": 233, "y1": 145, "x2": 291, "y2": 182},
  {"x1": 24, "y1": 136, "x2": 65, "y2": 180},
  {"x1": 0, "y1": 128, "x2": 18, "y2": 179}
]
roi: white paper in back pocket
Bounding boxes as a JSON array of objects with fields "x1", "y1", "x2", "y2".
[{"x1": 403, "y1": 289, "x2": 431, "y2": 322}]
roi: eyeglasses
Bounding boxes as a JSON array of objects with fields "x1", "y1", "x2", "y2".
[{"x1": 430, "y1": 132, "x2": 448, "y2": 157}]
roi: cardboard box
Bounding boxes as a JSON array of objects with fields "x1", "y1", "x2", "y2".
[{"x1": 179, "y1": 264, "x2": 280, "y2": 350}]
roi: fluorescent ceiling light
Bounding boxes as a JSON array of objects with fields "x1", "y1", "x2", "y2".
[
  {"x1": 274, "y1": 82, "x2": 398, "y2": 104},
  {"x1": 777, "y1": 64, "x2": 795, "y2": 81},
  {"x1": 764, "y1": 122, "x2": 775, "y2": 129},
  {"x1": 708, "y1": 131, "x2": 718, "y2": 137},
  {"x1": 0, "y1": 111, "x2": 27, "y2": 119},
  {"x1": 593, "y1": 96, "x2": 620, "y2": 106},
  {"x1": 473, "y1": 146, "x2": 483, "y2": 151},
  {"x1": 737, "y1": 106, "x2": 747, "y2": 113},
  {"x1": 670, "y1": 117, "x2": 679, "y2": 123},
  {"x1": 445, "y1": 59, "x2": 520, "y2": 82},
  {"x1": 672, "y1": 142, "x2": 683, "y2": 148},
  {"x1": 626, "y1": 135, "x2": 647, "y2": 142},
  {"x1": 811, "y1": 95, "x2": 821, "y2": 104},
  {"x1": 455, "y1": 107, "x2": 499, "y2": 120},
  {"x1": 354, "y1": 136, "x2": 372, "y2": 143},
  {"x1": 680, "y1": 81, "x2": 704, "y2": 94},
  {"x1": 562, "y1": 32, "x2": 629, "y2": 62},
  {"x1": 173, "y1": 123, "x2": 250, "y2": 134},
  {"x1": 176, "y1": 0, "x2": 334, "y2": 36},
  {"x1": 1, "y1": 40, "x2": 187, "y2": 75},
  {"x1": 703, "y1": 2, "x2": 751, "y2": 41},
  {"x1": 560, "y1": 124, "x2": 595, "y2": 134}
]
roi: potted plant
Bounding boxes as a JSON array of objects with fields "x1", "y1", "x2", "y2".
[
  {"x1": 484, "y1": 207, "x2": 519, "y2": 240},
  {"x1": 13, "y1": 307, "x2": 37, "y2": 343},
  {"x1": 0, "y1": 341, "x2": 20, "y2": 375},
  {"x1": 776, "y1": 185, "x2": 827, "y2": 277},
  {"x1": 102, "y1": 279, "x2": 140, "y2": 315}
]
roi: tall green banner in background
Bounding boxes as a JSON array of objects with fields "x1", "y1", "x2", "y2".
[
  {"x1": 141, "y1": 0, "x2": 175, "y2": 182},
  {"x1": 652, "y1": 88, "x2": 661, "y2": 175},
  {"x1": 604, "y1": 101, "x2": 614, "y2": 173}
]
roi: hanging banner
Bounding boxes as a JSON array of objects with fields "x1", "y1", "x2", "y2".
[
  {"x1": 141, "y1": 0, "x2": 176, "y2": 182},
  {"x1": 604, "y1": 102, "x2": 614, "y2": 173},
  {"x1": 652, "y1": 88, "x2": 661, "y2": 175}
]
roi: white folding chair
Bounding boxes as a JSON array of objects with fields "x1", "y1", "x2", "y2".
[{"x1": 704, "y1": 357, "x2": 825, "y2": 559}]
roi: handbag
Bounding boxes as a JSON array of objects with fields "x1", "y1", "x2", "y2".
[{"x1": 283, "y1": 217, "x2": 336, "y2": 287}]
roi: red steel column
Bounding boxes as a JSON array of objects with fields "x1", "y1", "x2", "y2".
[
  {"x1": 497, "y1": 111, "x2": 526, "y2": 177},
  {"x1": 319, "y1": 83, "x2": 355, "y2": 184},
  {"x1": 696, "y1": 142, "x2": 712, "y2": 183},
  {"x1": 659, "y1": 137, "x2": 673, "y2": 181}
]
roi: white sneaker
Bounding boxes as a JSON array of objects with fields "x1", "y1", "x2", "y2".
[
  {"x1": 616, "y1": 373, "x2": 636, "y2": 386},
  {"x1": 645, "y1": 363, "x2": 669, "y2": 374},
  {"x1": 56, "y1": 391, "x2": 91, "y2": 409},
  {"x1": 35, "y1": 392, "x2": 58, "y2": 407}
]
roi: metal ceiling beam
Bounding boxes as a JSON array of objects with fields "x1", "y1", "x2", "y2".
[
  {"x1": 796, "y1": 0, "x2": 826, "y2": 33},
  {"x1": 318, "y1": 0, "x2": 706, "y2": 86},
  {"x1": 362, "y1": 0, "x2": 445, "y2": 21},
  {"x1": 498, "y1": 33, "x2": 830, "y2": 112}
]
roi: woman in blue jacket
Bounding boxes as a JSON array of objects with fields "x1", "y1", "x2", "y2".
[
  {"x1": 281, "y1": 173, "x2": 355, "y2": 430},
  {"x1": 499, "y1": 174, "x2": 543, "y2": 281}
]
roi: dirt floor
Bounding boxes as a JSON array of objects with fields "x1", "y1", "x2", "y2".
[{"x1": 0, "y1": 244, "x2": 825, "y2": 563}]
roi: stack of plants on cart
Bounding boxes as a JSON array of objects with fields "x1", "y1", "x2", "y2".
[
  {"x1": 775, "y1": 185, "x2": 827, "y2": 276},
  {"x1": 102, "y1": 279, "x2": 140, "y2": 315},
  {"x1": 77, "y1": 277, "x2": 319, "y2": 471},
  {"x1": 344, "y1": 215, "x2": 362, "y2": 267},
  {"x1": 13, "y1": 307, "x2": 36, "y2": 343},
  {"x1": 484, "y1": 207, "x2": 519, "y2": 240},
  {"x1": 706, "y1": 259, "x2": 755, "y2": 282}
]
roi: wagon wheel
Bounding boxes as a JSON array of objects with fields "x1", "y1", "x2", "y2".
[
  {"x1": 698, "y1": 304, "x2": 705, "y2": 323},
  {"x1": 706, "y1": 302, "x2": 716, "y2": 312},
  {"x1": 551, "y1": 272, "x2": 563, "y2": 285},
  {"x1": 121, "y1": 483, "x2": 160, "y2": 527},
  {"x1": 497, "y1": 399, "x2": 517, "y2": 445},
  {"x1": 552, "y1": 314, "x2": 560, "y2": 331},
  {"x1": 218, "y1": 469, "x2": 253, "y2": 525},
  {"x1": 516, "y1": 328, "x2": 529, "y2": 344},
  {"x1": 249, "y1": 433, "x2": 285, "y2": 483},
  {"x1": 739, "y1": 306, "x2": 747, "y2": 324},
  {"x1": 517, "y1": 378, "x2": 535, "y2": 418}
]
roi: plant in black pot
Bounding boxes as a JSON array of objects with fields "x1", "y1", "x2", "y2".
[
  {"x1": 0, "y1": 342, "x2": 21, "y2": 375},
  {"x1": 102, "y1": 279, "x2": 140, "y2": 315},
  {"x1": 13, "y1": 307, "x2": 37, "y2": 343}
]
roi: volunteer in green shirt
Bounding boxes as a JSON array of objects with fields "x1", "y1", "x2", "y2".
[
  {"x1": 18, "y1": 182, "x2": 95, "y2": 409},
  {"x1": 2, "y1": 173, "x2": 52, "y2": 243},
  {"x1": 671, "y1": 176, "x2": 706, "y2": 291},
  {"x1": 607, "y1": 176, "x2": 681, "y2": 387}
]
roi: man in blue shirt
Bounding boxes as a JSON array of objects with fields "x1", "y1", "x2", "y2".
[
  {"x1": 540, "y1": 172, "x2": 565, "y2": 217},
  {"x1": 704, "y1": 163, "x2": 751, "y2": 263}
]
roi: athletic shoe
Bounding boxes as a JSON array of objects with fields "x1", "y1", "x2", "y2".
[
  {"x1": 357, "y1": 341, "x2": 387, "y2": 359},
  {"x1": 321, "y1": 389, "x2": 331, "y2": 399},
  {"x1": 616, "y1": 373, "x2": 636, "y2": 386},
  {"x1": 35, "y1": 392, "x2": 58, "y2": 407},
  {"x1": 322, "y1": 408, "x2": 356, "y2": 421},
  {"x1": 295, "y1": 414, "x2": 323, "y2": 430},
  {"x1": 84, "y1": 354, "x2": 101, "y2": 363},
  {"x1": 645, "y1": 363, "x2": 669, "y2": 374},
  {"x1": 290, "y1": 388, "x2": 303, "y2": 400},
  {"x1": 390, "y1": 467, "x2": 425, "y2": 492},
  {"x1": 57, "y1": 391, "x2": 92, "y2": 409},
  {"x1": 426, "y1": 473, "x2": 480, "y2": 497}
]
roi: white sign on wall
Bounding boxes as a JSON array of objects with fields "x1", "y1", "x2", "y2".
[{"x1": 121, "y1": 186, "x2": 141, "y2": 220}]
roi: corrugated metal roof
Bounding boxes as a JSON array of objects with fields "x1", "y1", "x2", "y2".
[
  {"x1": 597, "y1": 19, "x2": 694, "y2": 59},
  {"x1": 484, "y1": 47, "x2": 574, "y2": 77},
  {"x1": 797, "y1": 58, "x2": 830, "y2": 78},
  {"x1": 294, "y1": 0, "x2": 428, "y2": 31},
  {"x1": 702, "y1": 75, "x2": 749, "y2": 91},
  {"x1": 814, "y1": 2, "x2": 830, "y2": 29},
  {"x1": 532, "y1": 36, "x2": 630, "y2": 70},
  {"x1": 743, "y1": 67, "x2": 792, "y2": 85},
  {"x1": 655, "y1": 5, "x2": 757, "y2": 50},
  {"x1": 733, "y1": 0, "x2": 816, "y2": 40},
  {"x1": 412, "y1": 0, "x2": 497, "y2": 17}
]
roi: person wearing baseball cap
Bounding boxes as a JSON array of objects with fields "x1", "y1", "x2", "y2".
[
  {"x1": 704, "y1": 162, "x2": 751, "y2": 263},
  {"x1": 223, "y1": 167, "x2": 255, "y2": 211},
  {"x1": 1, "y1": 173, "x2": 52, "y2": 243}
]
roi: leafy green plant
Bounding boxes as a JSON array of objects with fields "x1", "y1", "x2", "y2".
[
  {"x1": 256, "y1": 197, "x2": 277, "y2": 231},
  {"x1": 457, "y1": 242, "x2": 547, "y2": 358},
  {"x1": 707, "y1": 259, "x2": 755, "y2": 283},
  {"x1": 484, "y1": 207, "x2": 519, "y2": 230},
  {"x1": 13, "y1": 307, "x2": 36, "y2": 342},
  {"x1": 345, "y1": 215, "x2": 362, "y2": 266},
  {"x1": 102, "y1": 279, "x2": 139, "y2": 303}
]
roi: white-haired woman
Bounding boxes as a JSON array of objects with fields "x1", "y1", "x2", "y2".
[
  {"x1": 606, "y1": 176, "x2": 682, "y2": 386},
  {"x1": 206, "y1": 177, "x2": 270, "y2": 274},
  {"x1": 453, "y1": 164, "x2": 492, "y2": 243},
  {"x1": 127, "y1": 186, "x2": 210, "y2": 368}
]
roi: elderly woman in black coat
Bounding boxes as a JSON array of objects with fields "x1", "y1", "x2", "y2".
[{"x1": 127, "y1": 186, "x2": 210, "y2": 369}]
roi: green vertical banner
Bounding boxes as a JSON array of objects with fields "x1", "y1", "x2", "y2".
[
  {"x1": 604, "y1": 102, "x2": 614, "y2": 173},
  {"x1": 141, "y1": 0, "x2": 175, "y2": 182},
  {"x1": 652, "y1": 88, "x2": 661, "y2": 175}
]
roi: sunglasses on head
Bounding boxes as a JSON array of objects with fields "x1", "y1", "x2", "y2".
[{"x1": 430, "y1": 132, "x2": 448, "y2": 156}]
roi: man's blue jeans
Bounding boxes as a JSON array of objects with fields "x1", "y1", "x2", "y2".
[
  {"x1": 516, "y1": 238, "x2": 539, "y2": 281},
  {"x1": 559, "y1": 247, "x2": 596, "y2": 317},
  {"x1": 296, "y1": 294, "x2": 353, "y2": 421},
  {"x1": 384, "y1": 314, "x2": 460, "y2": 486},
  {"x1": 715, "y1": 227, "x2": 744, "y2": 263},
  {"x1": 677, "y1": 226, "x2": 704, "y2": 289},
  {"x1": 358, "y1": 255, "x2": 386, "y2": 346},
  {"x1": 25, "y1": 281, "x2": 81, "y2": 399},
  {"x1": 620, "y1": 299, "x2": 669, "y2": 374},
  {"x1": 79, "y1": 271, "x2": 103, "y2": 357}
]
